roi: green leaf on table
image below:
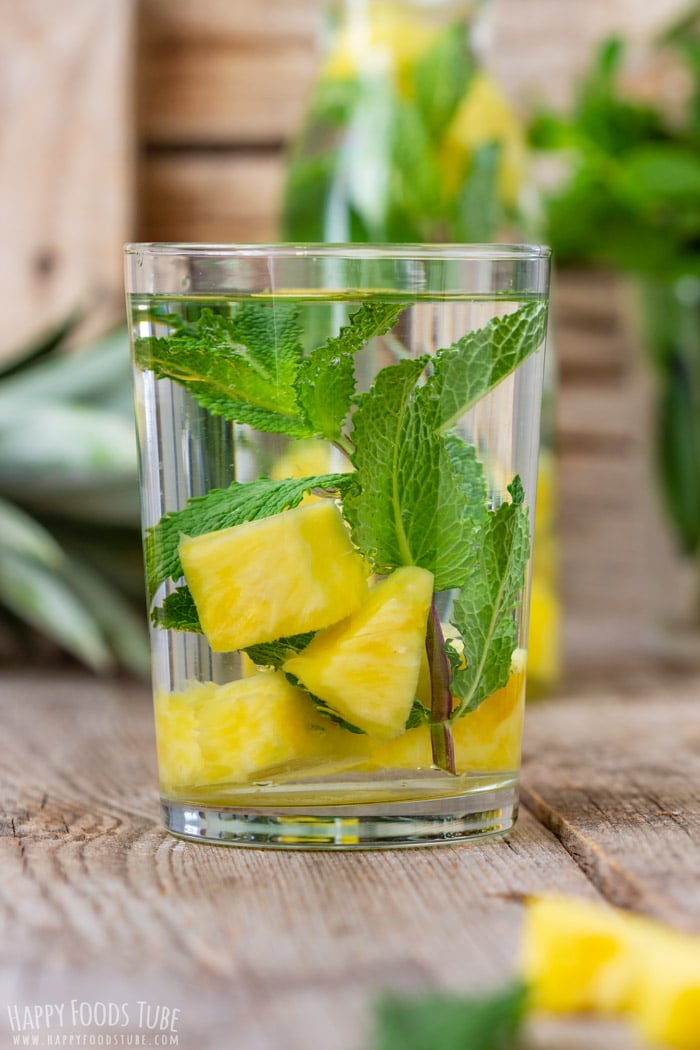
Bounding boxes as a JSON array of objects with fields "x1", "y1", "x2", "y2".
[
  {"x1": 372, "y1": 980, "x2": 527, "y2": 1050},
  {"x1": 134, "y1": 303, "x2": 310, "y2": 436},
  {"x1": 413, "y1": 21, "x2": 474, "y2": 139},
  {"x1": 418, "y1": 300, "x2": 548, "y2": 432},
  {"x1": 296, "y1": 301, "x2": 406, "y2": 442},
  {"x1": 449, "y1": 478, "x2": 530, "y2": 718},
  {"x1": 145, "y1": 472, "x2": 355, "y2": 602}
]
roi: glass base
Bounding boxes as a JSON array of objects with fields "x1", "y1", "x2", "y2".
[{"x1": 161, "y1": 781, "x2": 519, "y2": 849}]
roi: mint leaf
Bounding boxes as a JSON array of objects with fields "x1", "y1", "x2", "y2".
[
  {"x1": 296, "y1": 302, "x2": 405, "y2": 442},
  {"x1": 449, "y1": 479, "x2": 530, "y2": 718},
  {"x1": 245, "y1": 633, "x2": 315, "y2": 669},
  {"x1": 152, "y1": 586, "x2": 202, "y2": 633},
  {"x1": 442, "y1": 433, "x2": 489, "y2": 522},
  {"x1": 134, "y1": 303, "x2": 310, "y2": 436},
  {"x1": 145, "y1": 473, "x2": 354, "y2": 602},
  {"x1": 406, "y1": 698, "x2": 431, "y2": 729},
  {"x1": 419, "y1": 301, "x2": 548, "y2": 432},
  {"x1": 372, "y1": 981, "x2": 527, "y2": 1050},
  {"x1": 413, "y1": 21, "x2": 474, "y2": 139},
  {"x1": 344, "y1": 360, "x2": 489, "y2": 589}
]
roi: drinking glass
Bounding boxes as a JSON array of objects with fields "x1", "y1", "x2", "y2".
[{"x1": 125, "y1": 243, "x2": 550, "y2": 848}]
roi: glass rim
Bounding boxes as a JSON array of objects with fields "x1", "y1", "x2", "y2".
[{"x1": 124, "y1": 242, "x2": 551, "y2": 262}]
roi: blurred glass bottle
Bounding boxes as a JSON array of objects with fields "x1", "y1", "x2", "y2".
[{"x1": 282, "y1": 0, "x2": 561, "y2": 693}]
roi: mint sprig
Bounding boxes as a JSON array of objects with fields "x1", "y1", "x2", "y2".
[{"x1": 137, "y1": 296, "x2": 545, "y2": 770}]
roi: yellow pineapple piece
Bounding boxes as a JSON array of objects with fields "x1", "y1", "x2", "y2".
[
  {"x1": 284, "y1": 566, "x2": 434, "y2": 740},
  {"x1": 522, "y1": 896, "x2": 637, "y2": 1015},
  {"x1": 179, "y1": 501, "x2": 368, "y2": 652},
  {"x1": 630, "y1": 924, "x2": 700, "y2": 1050},
  {"x1": 523, "y1": 895, "x2": 700, "y2": 1049},
  {"x1": 154, "y1": 670, "x2": 356, "y2": 792},
  {"x1": 366, "y1": 654, "x2": 526, "y2": 771},
  {"x1": 453, "y1": 654, "x2": 526, "y2": 771},
  {"x1": 154, "y1": 681, "x2": 216, "y2": 792}
]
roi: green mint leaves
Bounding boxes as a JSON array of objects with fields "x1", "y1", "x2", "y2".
[
  {"x1": 449, "y1": 478, "x2": 530, "y2": 718},
  {"x1": 419, "y1": 301, "x2": 549, "y2": 432},
  {"x1": 135, "y1": 300, "x2": 403, "y2": 445},
  {"x1": 135, "y1": 303, "x2": 308, "y2": 436},
  {"x1": 345, "y1": 303, "x2": 542, "y2": 591},
  {"x1": 343, "y1": 357, "x2": 481, "y2": 590},
  {"x1": 297, "y1": 301, "x2": 405, "y2": 444},
  {"x1": 137, "y1": 296, "x2": 546, "y2": 732},
  {"x1": 372, "y1": 981, "x2": 527, "y2": 1050}
]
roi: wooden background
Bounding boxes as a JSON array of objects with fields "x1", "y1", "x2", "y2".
[{"x1": 0, "y1": 0, "x2": 694, "y2": 677}]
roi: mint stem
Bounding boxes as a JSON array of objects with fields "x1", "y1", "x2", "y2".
[
  {"x1": 333, "y1": 434, "x2": 355, "y2": 459},
  {"x1": 426, "y1": 599, "x2": 456, "y2": 774}
]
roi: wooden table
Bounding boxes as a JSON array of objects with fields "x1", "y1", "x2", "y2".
[{"x1": 1, "y1": 671, "x2": 698, "y2": 1050}]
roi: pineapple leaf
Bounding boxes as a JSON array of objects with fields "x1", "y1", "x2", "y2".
[
  {"x1": 417, "y1": 301, "x2": 548, "y2": 432},
  {"x1": 296, "y1": 301, "x2": 405, "y2": 442},
  {"x1": 146, "y1": 472, "x2": 356, "y2": 603},
  {"x1": 134, "y1": 303, "x2": 311, "y2": 436},
  {"x1": 449, "y1": 478, "x2": 530, "y2": 718},
  {"x1": 0, "y1": 550, "x2": 114, "y2": 673}
]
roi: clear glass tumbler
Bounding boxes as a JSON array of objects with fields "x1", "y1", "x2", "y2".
[{"x1": 125, "y1": 243, "x2": 550, "y2": 848}]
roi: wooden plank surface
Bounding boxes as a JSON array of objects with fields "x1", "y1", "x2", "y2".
[
  {"x1": 138, "y1": 0, "x2": 317, "y2": 146},
  {"x1": 0, "y1": 0, "x2": 135, "y2": 360},
  {"x1": 140, "y1": 154, "x2": 284, "y2": 243},
  {"x1": 522, "y1": 679, "x2": 700, "y2": 933},
  {"x1": 1, "y1": 672, "x2": 699, "y2": 1049}
]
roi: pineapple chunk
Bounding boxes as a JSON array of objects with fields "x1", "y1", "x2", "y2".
[
  {"x1": 632, "y1": 926, "x2": 700, "y2": 1050},
  {"x1": 154, "y1": 670, "x2": 351, "y2": 792},
  {"x1": 522, "y1": 896, "x2": 637, "y2": 1015},
  {"x1": 284, "y1": 566, "x2": 434, "y2": 740},
  {"x1": 154, "y1": 681, "x2": 215, "y2": 792},
  {"x1": 523, "y1": 895, "x2": 700, "y2": 1049},
  {"x1": 179, "y1": 501, "x2": 368, "y2": 652},
  {"x1": 366, "y1": 656, "x2": 526, "y2": 771}
]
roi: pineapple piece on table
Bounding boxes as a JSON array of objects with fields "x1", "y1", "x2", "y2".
[
  {"x1": 522, "y1": 896, "x2": 638, "y2": 1015},
  {"x1": 179, "y1": 500, "x2": 368, "y2": 652},
  {"x1": 284, "y1": 566, "x2": 434, "y2": 740},
  {"x1": 155, "y1": 669, "x2": 358, "y2": 792},
  {"x1": 523, "y1": 895, "x2": 700, "y2": 1049}
]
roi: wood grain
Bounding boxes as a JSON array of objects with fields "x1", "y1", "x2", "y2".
[
  {"x1": 522, "y1": 679, "x2": 700, "y2": 933},
  {"x1": 139, "y1": 153, "x2": 284, "y2": 243},
  {"x1": 138, "y1": 0, "x2": 317, "y2": 146},
  {"x1": 2, "y1": 672, "x2": 688, "y2": 1049},
  {"x1": 0, "y1": 0, "x2": 135, "y2": 360}
]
